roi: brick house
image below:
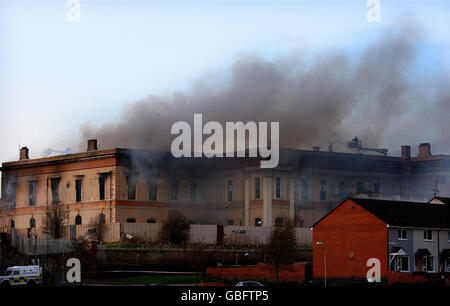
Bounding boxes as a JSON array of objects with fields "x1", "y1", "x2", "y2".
[{"x1": 312, "y1": 198, "x2": 450, "y2": 283}]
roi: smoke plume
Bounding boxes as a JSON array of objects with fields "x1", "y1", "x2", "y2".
[{"x1": 80, "y1": 22, "x2": 450, "y2": 155}]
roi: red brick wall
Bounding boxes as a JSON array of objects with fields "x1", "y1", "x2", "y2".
[
  {"x1": 207, "y1": 263, "x2": 306, "y2": 282},
  {"x1": 313, "y1": 199, "x2": 388, "y2": 280}
]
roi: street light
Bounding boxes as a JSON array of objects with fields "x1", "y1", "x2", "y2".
[{"x1": 316, "y1": 241, "x2": 327, "y2": 287}]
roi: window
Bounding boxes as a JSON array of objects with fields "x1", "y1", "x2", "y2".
[
  {"x1": 398, "y1": 229, "x2": 408, "y2": 240},
  {"x1": 356, "y1": 180, "x2": 364, "y2": 194},
  {"x1": 170, "y1": 181, "x2": 179, "y2": 201},
  {"x1": 75, "y1": 215, "x2": 82, "y2": 225},
  {"x1": 319, "y1": 180, "x2": 327, "y2": 201},
  {"x1": 397, "y1": 256, "x2": 409, "y2": 272},
  {"x1": 126, "y1": 218, "x2": 136, "y2": 223},
  {"x1": 29, "y1": 181, "x2": 37, "y2": 206},
  {"x1": 51, "y1": 178, "x2": 60, "y2": 204},
  {"x1": 424, "y1": 256, "x2": 434, "y2": 272},
  {"x1": 254, "y1": 218, "x2": 262, "y2": 226},
  {"x1": 300, "y1": 179, "x2": 309, "y2": 201},
  {"x1": 99, "y1": 176, "x2": 105, "y2": 200},
  {"x1": 254, "y1": 177, "x2": 261, "y2": 200},
  {"x1": 5, "y1": 182, "x2": 16, "y2": 207},
  {"x1": 294, "y1": 180, "x2": 300, "y2": 201},
  {"x1": 10, "y1": 220, "x2": 15, "y2": 229},
  {"x1": 127, "y1": 175, "x2": 137, "y2": 200},
  {"x1": 147, "y1": 218, "x2": 156, "y2": 223},
  {"x1": 448, "y1": 231, "x2": 450, "y2": 242},
  {"x1": 424, "y1": 230, "x2": 433, "y2": 241},
  {"x1": 148, "y1": 181, "x2": 158, "y2": 201},
  {"x1": 29, "y1": 218, "x2": 36, "y2": 228},
  {"x1": 189, "y1": 181, "x2": 197, "y2": 203},
  {"x1": 75, "y1": 179, "x2": 82, "y2": 202},
  {"x1": 373, "y1": 181, "x2": 380, "y2": 194},
  {"x1": 226, "y1": 180, "x2": 233, "y2": 202},
  {"x1": 275, "y1": 177, "x2": 283, "y2": 199},
  {"x1": 338, "y1": 180, "x2": 346, "y2": 198},
  {"x1": 227, "y1": 219, "x2": 234, "y2": 225}
]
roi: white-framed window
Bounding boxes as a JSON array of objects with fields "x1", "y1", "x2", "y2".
[
  {"x1": 398, "y1": 229, "x2": 407, "y2": 240},
  {"x1": 424, "y1": 230, "x2": 433, "y2": 241},
  {"x1": 397, "y1": 256, "x2": 409, "y2": 272},
  {"x1": 424, "y1": 256, "x2": 434, "y2": 272},
  {"x1": 275, "y1": 176, "x2": 283, "y2": 199}
]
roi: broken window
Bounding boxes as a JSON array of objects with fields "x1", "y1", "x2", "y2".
[
  {"x1": 29, "y1": 181, "x2": 37, "y2": 206},
  {"x1": 227, "y1": 180, "x2": 233, "y2": 202},
  {"x1": 127, "y1": 175, "x2": 137, "y2": 200},
  {"x1": 301, "y1": 179, "x2": 309, "y2": 201},
  {"x1": 51, "y1": 178, "x2": 60, "y2": 204},
  {"x1": 170, "y1": 181, "x2": 179, "y2": 201},
  {"x1": 190, "y1": 181, "x2": 197, "y2": 203},
  {"x1": 99, "y1": 176, "x2": 106, "y2": 200},
  {"x1": 75, "y1": 179, "x2": 82, "y2": 202},
  {"x1": 319, "y1": 179, "x2": 327, "y2": 201},
  {"x1": 254, "y1": 177, "x2": 261, "y2": 200}
]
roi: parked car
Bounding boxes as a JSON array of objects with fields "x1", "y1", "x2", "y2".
[{"x1": 235, "y1": 280, "x2": 264, "y2": 286}]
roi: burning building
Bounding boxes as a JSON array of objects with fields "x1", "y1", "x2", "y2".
[{"x1": 1, "y1": 139, "x2": 450, "y2": 237}]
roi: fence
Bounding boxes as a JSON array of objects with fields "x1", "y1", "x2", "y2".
[{"x1": 10, "y1": 229, "x2": 72, "y2": 255}]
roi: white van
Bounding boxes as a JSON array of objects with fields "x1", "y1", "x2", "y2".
[{"x1": 0, "y1": 266, "x2": 42, "y2": 286}]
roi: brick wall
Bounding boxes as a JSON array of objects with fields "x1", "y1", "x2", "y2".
[{"x1": 207, "y1": 263, "x2": 306, "y2": 282}]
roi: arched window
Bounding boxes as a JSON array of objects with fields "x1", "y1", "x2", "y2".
[
  {"x1": 10, "y1": 220, "x2": 15, "y2": 229},
  {"x1": 99, "y1": 213, "x2": 106, "y2": 224},
  {"x1": 29, "y1": 218, "x2": 36, "y2": 228},
  {"x1": 75, "y1": 215, "x2": 82, "y2": 225},
  {"x1": 126, "y1": 218, "x2": 136, "y2": 223}
]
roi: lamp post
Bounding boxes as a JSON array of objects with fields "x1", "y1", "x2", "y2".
[{"x1": 316, "y1": 241, "x2": 327, "y2": 287}]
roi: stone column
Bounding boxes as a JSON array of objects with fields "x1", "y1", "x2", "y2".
[
  {"x1": 244, "y1": 177, "x2": 250, "y2": 226},
  {"x1": 263, "y1": 175, "x2": 273, "y2": 227}
]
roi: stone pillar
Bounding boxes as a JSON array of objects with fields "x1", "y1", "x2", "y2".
[
  {"x1": 263, "y1": 175, "x2": 272, "y2": 227},
  {"x1": 289, "y1": 177, "x2": 295, "y2": 221},
  {"x1": 244, "y1": 177, "x2": 250, "y2": 226}
]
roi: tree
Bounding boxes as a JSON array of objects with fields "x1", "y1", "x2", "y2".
[
  {"x1": 88, "y1": 214, "x2": 106, "y2": 242},
  {"x1": 42, "y1": 203, "x2": 69, "y2": 239},
  {"x1": 263, "y1": 217, "x2": 298, "y2": 282},
  {"x1": 159, "y1": 210, "x2": 190, "y2": 245}
]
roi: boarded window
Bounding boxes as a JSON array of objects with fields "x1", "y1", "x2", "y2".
[
  {"x1": 29, "y1": 181, "x2": 37, "y2": 206},
  {"x1": 75, "y1": 179, "x2": 82, "y2": 202}
]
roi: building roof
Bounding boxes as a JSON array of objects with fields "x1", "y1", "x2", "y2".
[
  {"x1": 428, "y1": 197, "x2": 450, "y2": 205},
  {"x1": 312, "y1": 197, "x2": 450, "y2": 229}
]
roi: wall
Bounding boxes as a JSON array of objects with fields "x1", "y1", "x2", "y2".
[
  {"x1": 207, "y1": 263, "x2": 306, "y2": 282},
  {"x1": 313, "y1": 199, "x2": 388, "y2": 279}
]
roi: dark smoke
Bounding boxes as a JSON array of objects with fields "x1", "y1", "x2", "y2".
[{"x1": 80, "y1": 22, "x2": 449, "y2": 155}]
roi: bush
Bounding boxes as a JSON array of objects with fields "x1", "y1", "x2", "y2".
[{"x1": 159, "y1": 211, "x2": 190, "y2": 245}]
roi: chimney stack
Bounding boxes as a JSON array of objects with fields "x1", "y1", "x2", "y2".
[
  {"x1": 87, "y1": 139, "x2": 98, "y2": 152},
  {"x1": 401, "y1": 145, "x2": 411, "y2": 160},
  {"x1": 20, "y1": 147, "x2": 29, "y2": 160},
  {"x1": 312, "y1": 146, "x2": 320, "y2": 152},
  {"x1": 418, "y1": 143, "x2": 432, "y2": 160}
]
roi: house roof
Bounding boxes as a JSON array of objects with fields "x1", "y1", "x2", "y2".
[
  {"x1": 428, "y1": 197, "x2": 450, "y2": 205},
  {"x1": 312, "y1": 197, "x2": 450, "y2": 229}
]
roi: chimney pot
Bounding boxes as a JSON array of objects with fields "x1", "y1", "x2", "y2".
[
  {"x1": 312, "y1": 146, "x2": 320, "y2": 152},
  {"x1": 87, "y1": 139, "x2": 98, "y2": 152},
  {"x1": 20, "y1": 147, "x2": 29, "y2": 160}
]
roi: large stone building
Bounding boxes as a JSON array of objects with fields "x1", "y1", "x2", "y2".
[{"x1": 1, "y1": 139, "x2": 450, "y2": 237}]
